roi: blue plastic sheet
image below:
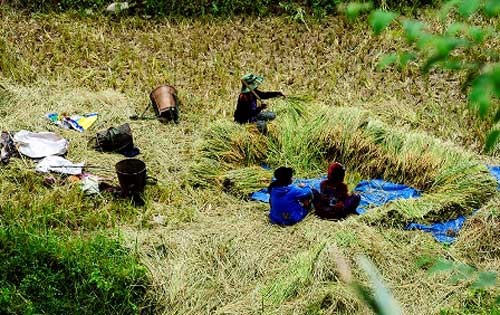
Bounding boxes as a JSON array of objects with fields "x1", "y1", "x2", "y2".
[
  {"x1": 249, "y1": 177, "x2": 421, "y2": 215},
  {"x1": 353, "y1": 179, "x2": 421, "y2": 214},
  {"x1": 405, "y1": 166, "x2": 500, "y2": 244},
  {"x1": 405, "y1": 216, "x2": 466, "y2": 244},
  {"x1": 249, "y1": 177, "x2": 324, "y2": 204},
  {"x1": 249, "y1": 166, "x2": 500, "y2": 244},
  {"x1": 487, "y1": 165, "x2": 500, "y2": 190}
]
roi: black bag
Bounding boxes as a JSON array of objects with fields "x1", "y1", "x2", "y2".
[{"x1": 92, "y1": 123, "x2": 139, "y2": 157}]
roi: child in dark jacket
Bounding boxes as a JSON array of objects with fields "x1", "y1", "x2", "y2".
[
  {"x1": 313, "y1": 162, "x2": 360, "y2": 220},
  {"x1": 268, "y1": 167, "x2": 312, "y2": 226}
]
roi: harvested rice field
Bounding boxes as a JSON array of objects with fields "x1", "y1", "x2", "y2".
[{"x1": 0, "y1": 4, "x2": 499, "y2": 315}]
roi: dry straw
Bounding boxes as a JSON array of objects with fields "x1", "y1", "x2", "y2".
[{"x1": 193, "y1": 98, "x2": 497, "y2": 226}]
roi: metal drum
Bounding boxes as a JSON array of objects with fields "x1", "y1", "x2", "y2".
[{"x1": 150, "y1": 85, "x2": 179, "y2": 123}]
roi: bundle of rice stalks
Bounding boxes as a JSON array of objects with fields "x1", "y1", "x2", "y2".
[
  {"x1": 357, "y1": 140, "x2": 496, "y2": 225},
  {"x1": 194, "y1": 99, "x2": 496, "y2": 225},
  {"x1": 188, "y1": 158, "x2": 226, "y2": 189},
  {"x1": 190, "y1": 120, "x2": 271, "y2": 194},
  {"x1": 306, "y1": 105, "x2": 497, "y2": 225},
  {"x1": 267, "y1": 111, "x2": 329, "y2": 176},
  {"x1": 220, "y1": 166, "x2": 272, "y2": 198},
  {"x1": 280, "y1": 95, "x2": 311, "y2": 121},
  {"x1": 453, "y1": 196, "x2": 500, "y2": 264},
  {"x1": 314, "y1": 107, "x2": 445, "y2": 190},
  {"x1": 200, "y1": 120, "x2": 268, "y2": 166},
  {"x1": 189, "y1": 159, "x2": 271, "y2": 198}
]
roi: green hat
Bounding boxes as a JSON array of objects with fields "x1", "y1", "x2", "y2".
[{"x1": 241, "y1": 73, "x2": 264, "y2": 93}]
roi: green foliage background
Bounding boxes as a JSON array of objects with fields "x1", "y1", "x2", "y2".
[
  {"x1": 0, "y1": 227, "x2": 147, "y2": 315},
  {"x1": 348, "y1": 0, "x2": 500, "y2": 152},
  {"x1": 8, "y1": 0, "x2": 439, "y2": 16}
]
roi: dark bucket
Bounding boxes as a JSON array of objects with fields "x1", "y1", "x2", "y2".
[{"x1": 115, "y1": 159, "x2": 147, "y2": 197}]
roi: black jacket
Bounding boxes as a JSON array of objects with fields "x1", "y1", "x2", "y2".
[{"x1": 234, "y1": 90, "x2": 282, "y2": 124}]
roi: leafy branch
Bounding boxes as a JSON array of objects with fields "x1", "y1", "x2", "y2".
[{"x1": 344, "y1": 0, "x2": 500, "y2": 152}]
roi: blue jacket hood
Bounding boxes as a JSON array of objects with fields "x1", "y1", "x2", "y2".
[
  {"x1": 269, "y1": 185, "x2": 291, "y2": 197},
  {"x1": 269, "y1": 184, "x2": 312, "y2": 226}
]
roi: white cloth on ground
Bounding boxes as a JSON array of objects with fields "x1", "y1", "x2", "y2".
[
  {"x1": 35, "y1": 155, "x2": 83, "y2": 175},
  {"x1": 13, "y1": 130, "x2": 68, "y2": 158}
]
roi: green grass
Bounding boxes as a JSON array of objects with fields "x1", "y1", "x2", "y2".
[{"x1": 0, "y1": 226, "x2": 147, "y2": 315}]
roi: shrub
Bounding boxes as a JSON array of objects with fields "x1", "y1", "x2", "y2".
[{"x1": 0, "y1": 226, "x2": 148, "y2": 315}]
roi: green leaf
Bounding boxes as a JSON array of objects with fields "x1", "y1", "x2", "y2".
[
  {"x1": 439, "y1": 0, "x2": 461, "y2": 20},
  {"x1": 377, "y1": 53, "x2": 398, "y2": 70},
  {"x1": 469, "y1": 76, "x2": 492, "y2": 119},
  {"x1": 468, "y1": 26, "x2": 488, "y2": 43},
  {"x1": 493, "y1": 107, "x2": 500, "y2": 123},
  {"x1": 428, "y1": 259, "x2": 454, "y2": 274},
  {"x1": 490, "y1": 66, "x2": 500, "y2": 97},
  {"x1": 403, "y1": 20, "x2": 425, "y2": 43},
  {"x1": 416, "y1": 33, "x2": 435, "y2": 50},
  {"x1": 435, "y1": 37, "x2": 469, "y2": 57},
  {"x1": 369, "y1": 10, "x2": 399, "y2": 35},
  {"x1": 358, "y1": 256, "x2": 402, "y2": 315},
  {"x1": 485, "y1": 129, "x2": 500, "y2": 152},
  {"x1": 399, "y1": 52, "x2": 416, "y2": 68},
  {"x1": 456, "y1": 263, "x2": 475, "y2": 277},
  {"x1": 445, "y1": 22, "x2": 466, "y2": 36},
  {"x1": 457, "y1": 0, "x2": 480, "y2": 17},
  {"x1": 346, "y1": 2, "x2": 373, "y2": 21},
  {"x1": 470, "y1": 90, "x2": 490, "y2": 119},
  {"x1": 472, "y1": 271, "x2": 497, "y2": 288},
  {"x1": 485, "y1": 0, "x2": 500, "y2": 17},
  {"x1": 442, "y1": 59, "x2": 463, "y2": 70}
]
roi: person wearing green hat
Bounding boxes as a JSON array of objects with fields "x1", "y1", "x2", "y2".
[{"x1": 234, "y1": 73, "x2": 285, "y2": 133}]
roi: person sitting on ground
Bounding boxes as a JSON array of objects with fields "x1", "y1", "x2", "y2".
[
  {"x1": 313, "y1": 162, "x2": 360, "y2": 220},
  {"x1": 234, "y1": 73, "x2": 285, "y2": 133},
  {"x1": 268, "y1": 166, "x2": 312, "y2": 226}
]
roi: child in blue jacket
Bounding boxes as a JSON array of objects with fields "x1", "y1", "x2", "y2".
[{"x1": 268, "y1": 167, "x2": 312, "y2": 226}]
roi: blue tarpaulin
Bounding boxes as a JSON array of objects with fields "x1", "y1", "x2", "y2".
[
  {"x1": 249, "y1": 178, "x2": 421, "y2": 215},
  {"x1": 405, "y1": 216, "x2": 466, "y2": 244},
  {"x1": 249, "y1": 166, "x2": 500, "y2": 244},
  {"x1": 353, "y1": 179, "x2": 421, "y2": 214},
  {"x1": 487, "y1": 166, "x2": 500, "y2": 189},
  {"x1": 406, "y1": 166, "x2": 500, "y2": 244},
  {"x1": 249, "y1": 177, "x2": 324, "y2": 204}
]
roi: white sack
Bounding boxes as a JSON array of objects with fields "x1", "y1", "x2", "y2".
[{"x1": 14, "y1": 130, "x2": 68, "y2": 158}]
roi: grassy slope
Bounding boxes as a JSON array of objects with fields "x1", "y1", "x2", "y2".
[{"x1": 0, "y1": 7, "x2": 499, "y2": 315}]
